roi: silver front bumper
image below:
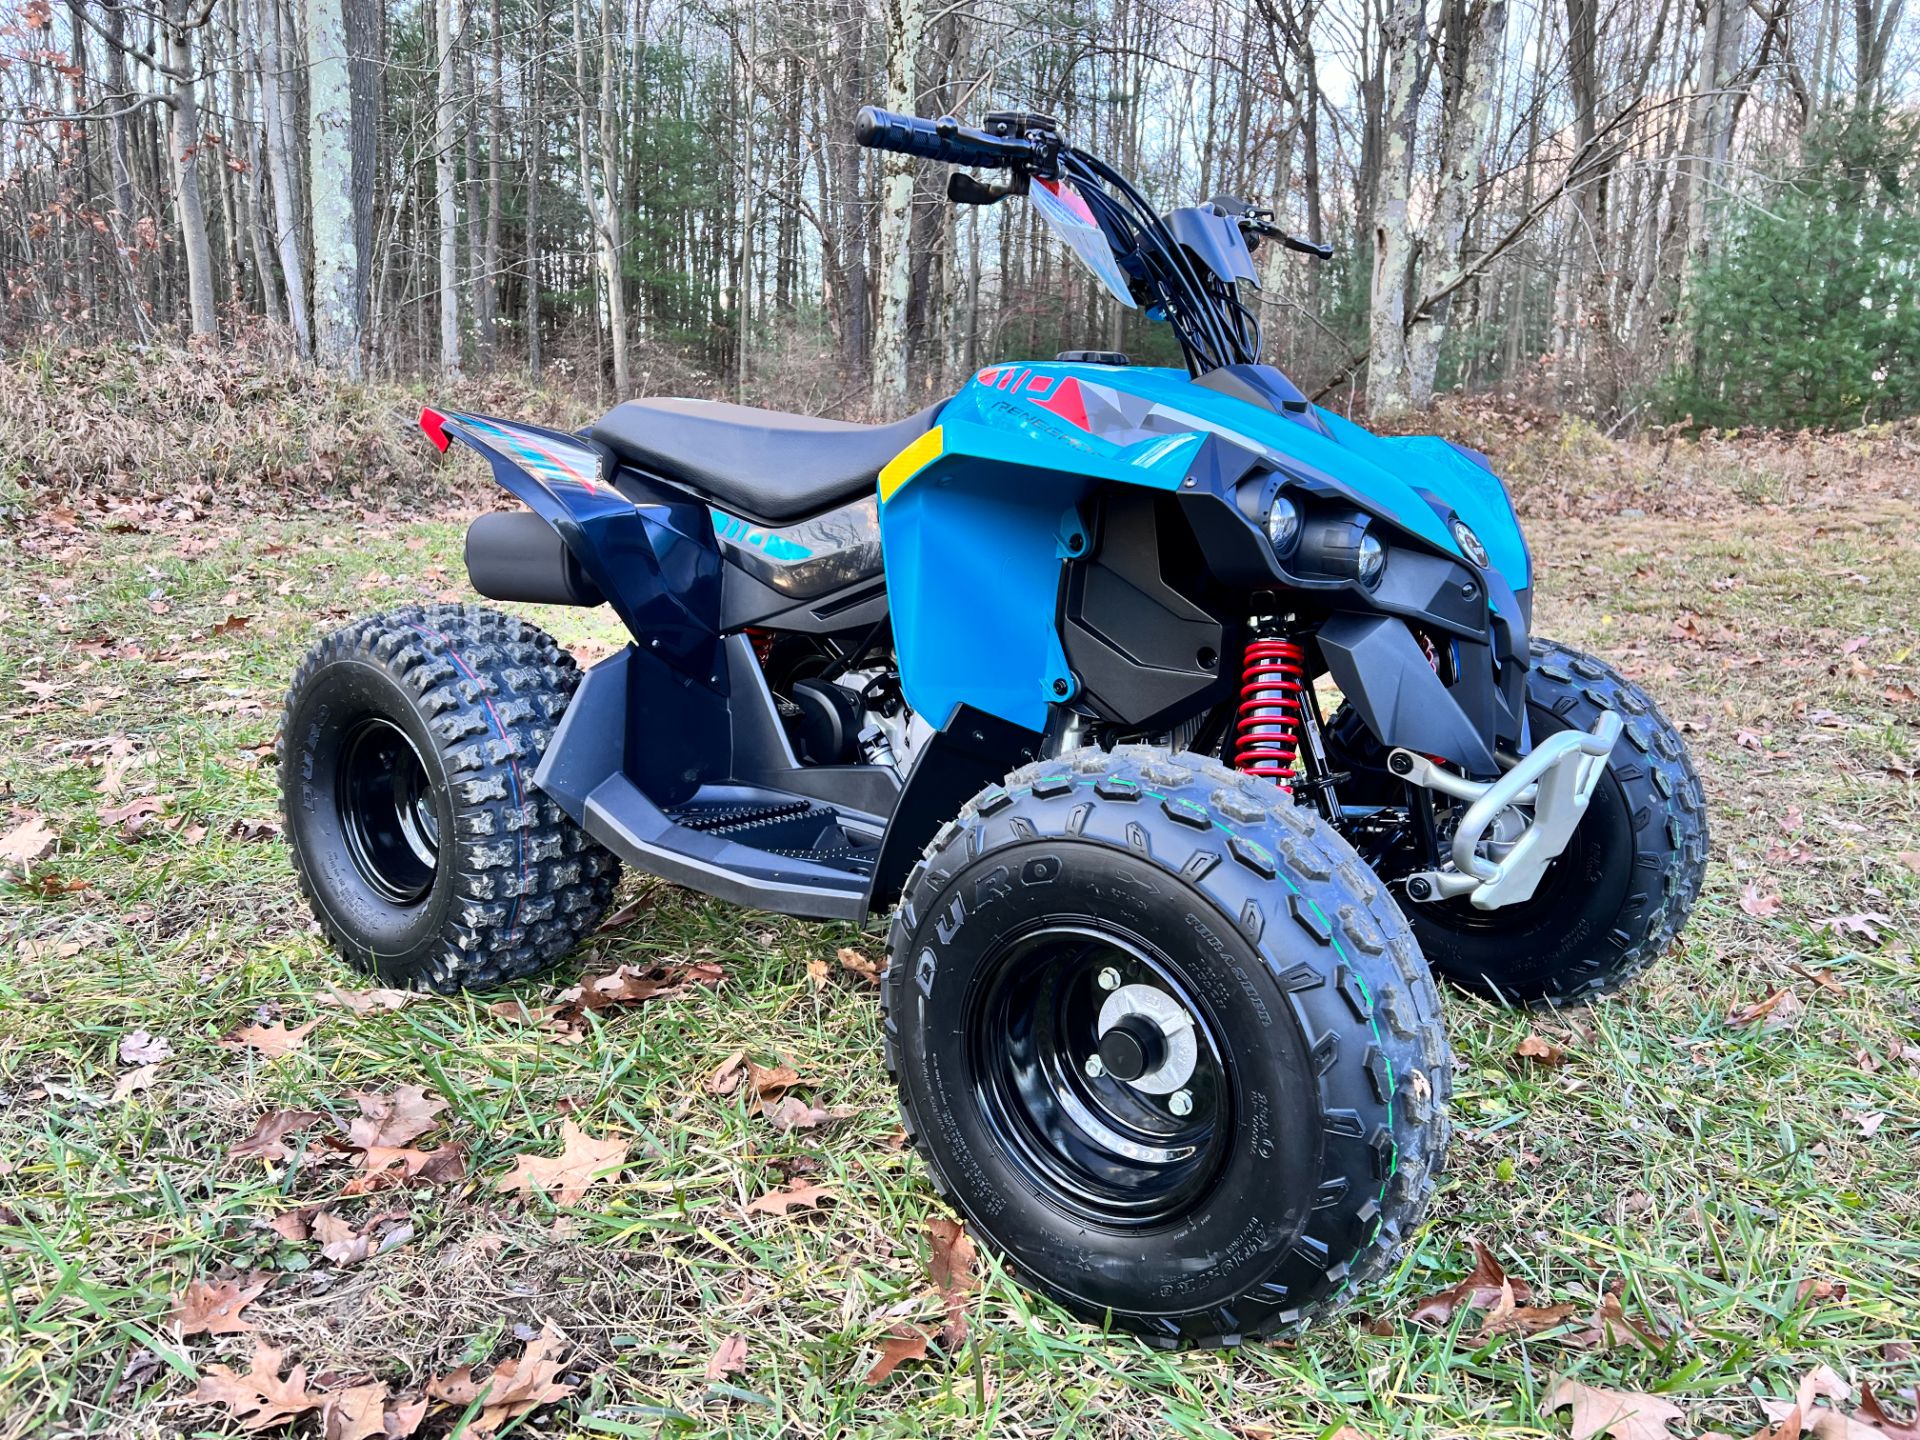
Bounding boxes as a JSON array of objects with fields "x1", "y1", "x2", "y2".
[{"x1": 1390, "y1": 709, "x2": 1622, "y2": 910}]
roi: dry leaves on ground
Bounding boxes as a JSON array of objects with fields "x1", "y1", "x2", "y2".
[
  {"x1": 341, "y1": 1142, "x2": 467, "y2": 1195},
  {"x1": 424, "y1": 1322, "x2": 576, "y2": 1435},
  {"x1": 744, "y1": 1179, "x2": 838, "y2": 1216},
  {"x1": 863, "y1": 1322, "x2": 931, "y2": 1385},
  {"x1": 1740, "y1": 882, "x2": 1784, "y2": 918},
  {"x1": 1515, "y1": 1034, "x2": 1571, "y2": 1067},
  {"x1": 111, "y1": 1064, "x2": 163, "y2": 1102},
  {"x1": 1753, "y1": 1362, "x2": 1920, "y2": 1440},
  {"x1": 118, "y1": 1030, "x2": 173, "y2": 1065},
  {"x1": 0, "y1": 813, "x2": 57, "y2": 865},
  {"x1": 1544, "y1": 1376, "x2": 1686, "y2": 1440},
  {"x1": 496, "y1": 1119, "x2": 628, "y2": 1207},
  {"x1": 836, "y1": 946, "x2": 883, "y2": 985},
  {"x1": 548, "y1": 961, "x2": 725, "y2": 1031},
  {"x1": 344, "y1": 1084, "x2": 447, "y2": 1149},
  {"x1": 317, "y1": 984, "x2": 416, "y2": 1014},
  {"x1": 219, "y1": 1018, "x2": 321, "y2": 1059},
  {"x1": 705, "y1": 1333, "x2": 748, "y2": 1383},
  {"x1": 927, "y1": 1216, "x2": 979, "y2": 1347},
  {"x1": 313, "y1": 1210, "x2": 410, "y2": 1267},
  {"x1": 193, "y1": 1341, "x2": 429, "y2": 1438},
  {"x1": 231, "y1": 1110, "x2": 325, "y2": 1162},
  {"x1": 169, "y1": 1274, "x2": 270, "y2": 1336}
]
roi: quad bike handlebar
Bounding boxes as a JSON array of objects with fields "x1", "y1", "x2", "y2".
[{"x1": 854, "y1": 106, "x2": 1055, "y2": 171}]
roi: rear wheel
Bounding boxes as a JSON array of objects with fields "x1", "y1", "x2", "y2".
[
  {"x1": 883, "y1": 745, "x2": 1451, "y2": 1347},
  {"x1": 280, "y1": 604, "x2": 620, "y2": 992}
]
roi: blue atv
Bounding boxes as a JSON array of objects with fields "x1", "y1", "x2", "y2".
[{"x1": 281, "y1": 108, "x2": 1706, "y2": 1346}]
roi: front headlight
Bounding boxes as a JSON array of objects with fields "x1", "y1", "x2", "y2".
[
  {"x1": 1265, "y1": 494, "x2": 1300, "y2": 554},
  {"x1": 1296, "y1": 513, "x2": 1388, "y2": 587},
  {"x1": 1357, "y1": 531, "x2": 1385, "y2": 585}
]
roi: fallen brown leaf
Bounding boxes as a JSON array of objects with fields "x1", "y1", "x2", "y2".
[
  {"x1": 317, "y1": 1383, "x2": 386, "y2": 1440},
  {"x1": 705, "y1": 1333, "x2": 748, "y2": 1383},
  {"x1": 112, "y1": 1064, "x2": 164, "y2": 1102},
  {"x1": 347, "y1": 1142, "x2": 467, "y2": 1192},
  {"x1": 266, "y1": 1206, "x2": 321, "y2": 1242},
  {"x1": 169, "y1": 1274, "x2": 270, "y2": 1336},
  {"x1": 1409, "y1": 1241, "x2": 1528, "y2": 1326},
  {"x1": 192, "y1": 1342, "x2": 327, "y2": 1431},
  {"x1": 1856, "y1": 1383, "x2": 1920, "y2": 1440},
  {"x1": 312, "y1": 1211, "x2": 378, "y2": 1267},
  {"x1": 1740, "y1": 883, "x2": 1783, "y2": 919},
  {"x1": 1514, "y1": 1034, "x2": 1570, "y2": 1067},
  {"x1": 1728, "y1": 988, "x2": 1798, "y2": 1029},
  {"x1": 928, "y1": 1215, "x2": 978, "y2": 1347},
  {"x1": 118, "y1": 1030, "x2": 173, "y2": 1065},
  {"x1": 805, "y1": 956, "x2": 829, "y2": 990},
  {"x1": 1544, "y1": 1375, "x2": 1686, "y2": 1440},
  {"x1": 318, "y1": 985, "x2": 416, "y2": 1014},
  {"x1": 232, "y1": 1110, "x2": 325, "y2": 1162},
  {"x1": 213, "y1": 614, "x2": 251, "y2": 636},
  {"x1": 1795, "y1": 1277, "x2": 1848, "y2": 1308},
  {"x1": 863, "y1": 1322, "x2": 931, "y2": 1384},
  {"x1": 837, "y1": 946, "x2": 882, "y2": 985},
  {"x1": 424, "y1": 1322, "x2": 576, "y2": 1434},
  {"x1": 220, "y1": 1017, "x2": 321, "y2": 1059},
  {"x1": 1569, "y1": 1293, "x2": 1668, "y2": 1352},
  {"x1": 496, "y1": 1119, "x2": 627, "y2": 1207},
  {"x1": 344, "y1": 1084, "x2": 447, "y2": 1149},
  {"x1": 99, "y1": 794, "x2": 167, "y2": 839},
  {"x1": 744, "y1": 1179, "x2": 838, "y2": 1216},
  {"x1": 759, "y1": 1095, "x2": 854, "y2": 1133},
  {"x1": 0, "y1": 814, "x2": 57, "y2": 865}
]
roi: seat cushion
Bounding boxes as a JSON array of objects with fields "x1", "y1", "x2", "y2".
[{"x1": 589, "y1": 398, "x2": 941, "y2": 522}]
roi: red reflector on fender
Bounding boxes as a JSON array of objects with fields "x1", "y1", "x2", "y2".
[{"x1": 419, "y1": 406, "x2": 451, "y2": 453}]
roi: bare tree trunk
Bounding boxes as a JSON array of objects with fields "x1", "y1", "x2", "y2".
[
  {"x1": 1367, "y1": 0, "x2": 1428, "y2": 416},
  {"x1": 434, "y1": 0, "x2": 462, "y2": 374},
  {"x1": 524, "y1": 0, "x2": 546, "y2": 377},
  {"x1": 308, "y1": 0, "x2": 360, "y2": 374},
  {"x1": 1407, "y1": 0, "x2": 1509, "y2": 405},
  {"x1": 870, "y1": 0, "x2": 923, "y2": 410},
  {"x1": 258, "y1": 0, "x2": 311, "y2": 354},
  {"x1": 163, "y1": 0, "x2": 218, "y2": 338},
  {"x1": 480, "y1": 0, "x2": 502, "y2": 360}
]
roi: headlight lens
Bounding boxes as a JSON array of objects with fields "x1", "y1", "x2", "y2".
[
  {"x1": 1265, "y1": 494, "x2": 1300, "y2": 553},
  {"x1": 1357, "y1": 531, "x2": 1386, "y2": 585}
]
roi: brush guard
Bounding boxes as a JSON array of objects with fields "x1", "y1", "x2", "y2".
[{"x1": 1389, "y1": 710, "x2": 1622, "y2": 910}]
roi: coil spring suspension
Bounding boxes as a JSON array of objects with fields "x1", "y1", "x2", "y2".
[{"x1": 1235, "y1": 637, "x2": 1309, "y2": 789}]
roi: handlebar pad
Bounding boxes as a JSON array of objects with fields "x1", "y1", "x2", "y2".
[{"x1": 854, "y1": 106, "x2": 1023, "y2": 169}]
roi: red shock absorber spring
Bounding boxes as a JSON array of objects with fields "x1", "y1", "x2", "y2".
[{"x1": 1235, "y1": 637, "x2": 1309, "y2": 788}]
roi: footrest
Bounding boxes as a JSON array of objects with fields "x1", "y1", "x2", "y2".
[{"x1": 670, "y1": 798, "x2": 819, "y2": 836}]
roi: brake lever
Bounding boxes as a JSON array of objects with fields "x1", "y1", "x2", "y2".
[{"x1": 947, "y1": 171, "x2": 1028, "y2": 206}]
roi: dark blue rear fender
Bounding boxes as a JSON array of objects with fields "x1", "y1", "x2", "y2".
[{"x1": 431, "y1": 409, "x2": 723, "y2": 683}]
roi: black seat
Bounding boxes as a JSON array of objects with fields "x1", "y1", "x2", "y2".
[{"x1": 590, "y1": 398, "x2": 941, "y2": 523}]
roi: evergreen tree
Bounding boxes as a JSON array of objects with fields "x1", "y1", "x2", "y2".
[{"x1": 1661, "y1": 111, "x2": 1920, "y2": 430}]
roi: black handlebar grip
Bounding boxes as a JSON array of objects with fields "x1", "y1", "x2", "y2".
[{"x1": 854, "y1": 106, "x2": 1019, "y2": 169}]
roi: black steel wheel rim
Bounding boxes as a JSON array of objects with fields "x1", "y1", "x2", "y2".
[
  {"x1": 336, "y1": 716, "x2": 441, "y2": 905},
  {"x1": 968, "y1": 923, "x2": 1231, "y2": 1228}
]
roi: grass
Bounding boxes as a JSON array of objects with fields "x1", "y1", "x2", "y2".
[{"x1": 1, "y1": 412, "x2": 1917, "y2": 1440}]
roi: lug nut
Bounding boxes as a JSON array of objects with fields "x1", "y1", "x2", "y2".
[
  {"x1": 1084, "y1": 1055, "x2": 1106, "y2": 1079},
  {"x1": 1407, "y1": 876, "x2": 1433, "y2": 900},
  {"x1": 1097, "y1": 967, "x2": 1122, "y2": 991},
  {"x1": 1169, "y1": 1090, "x2": 1193, "y2": 1116},
  {"x1": 1389, "y1": 752, "x2": 1413, "y2": 776}
]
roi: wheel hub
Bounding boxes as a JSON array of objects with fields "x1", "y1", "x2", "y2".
[
  {"x1": 337, "y1": 716, "x2": 441, "y2": 905},
  {"x1": 970, "y1": 927, "x2": 1229, "y2": 1228},
  {"x1": 1095, "y1": 983, "x2": 1198, "y2": 1094}
]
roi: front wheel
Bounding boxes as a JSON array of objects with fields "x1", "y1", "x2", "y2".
[
  {"x1": 883, "y1": 745, "x2": 1452, "y2": 1348},
  {"x1": 1382, "y1": 639, "x2": 1708, "y2": 1007},
  {"x1": 279, "y1": 604, "x2": 621, "y2": 992}
]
